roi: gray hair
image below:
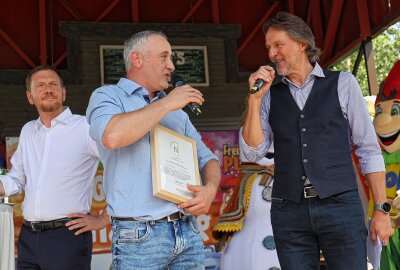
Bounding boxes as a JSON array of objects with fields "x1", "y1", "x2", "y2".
[
  {"x1": 123, "y1": 30, "x2": 168, "y2": 72},
  {"x1": 263, "y1": 12, "x2": 321, "y2": 63}
]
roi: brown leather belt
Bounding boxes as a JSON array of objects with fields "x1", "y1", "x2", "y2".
[
  {"x1": 112, "y1": 212, "x2": 185, "y2": 222},
  {"x1": 23, "y1": 218, "x2": 72, "y2": 232}
]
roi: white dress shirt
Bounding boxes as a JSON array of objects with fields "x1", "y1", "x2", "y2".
[{"x1": 0, "y1": 107, "x2": 99, "y2": 221}]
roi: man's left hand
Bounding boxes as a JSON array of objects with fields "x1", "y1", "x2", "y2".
[
  {"x1": 65, "y1": 212, "x2": 109, "y2": 235},
  {"x1": 370, "y1": 210, "x2": 392, "y2": 245},
  {"x1": 178, "y1": 184, "x2": 217, "y2": 216}
]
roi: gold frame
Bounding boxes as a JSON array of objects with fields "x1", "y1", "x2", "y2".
[{"x1": 150, "y1": 125, "x2": 201, "y2": 204}]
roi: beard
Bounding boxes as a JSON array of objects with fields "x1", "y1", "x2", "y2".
[
  {"x1": 275, "y1": 63, "x2": 288, "y2": 76},
  {"x1": 276, "y1": 67, "x2": 287, "y2": 76},
  {"x1": 37, "y1": 98, "x2": 63, "y2": 113}
]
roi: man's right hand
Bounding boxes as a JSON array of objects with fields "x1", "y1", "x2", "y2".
[
  {"x1": 160, "y1": 84, "x2": 204, "y2": 112},
  {"x1": 393, "y1": 190, "x2": 400, "y2": 210},
  {"x1": 392, "y1": 191, "x2": 400, "y2": 228},
  {"x1": 248, "y1": 65, "x2": 276, "y2": 99},
  {"x1": 0, "y1": 181, "x2": 5, "y2": 197},
  {"x1": 66, "y1": 209, "x2": 109, "y2": 236}
]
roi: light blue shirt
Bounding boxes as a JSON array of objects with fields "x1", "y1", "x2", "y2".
[
  {"x1": 240, "y1": 63, "x2": 385, "y2": 176},
  {"x1": 87, "y1": 78, "x2": 218, "y2": 219}
]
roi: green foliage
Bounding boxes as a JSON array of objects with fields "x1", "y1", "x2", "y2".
[
  {"x1": 331, "y1": 22, "x2": 400, "y2": 96},
  {"x1": 0, "y1": 168, "x2": 7, "y2": 175}
]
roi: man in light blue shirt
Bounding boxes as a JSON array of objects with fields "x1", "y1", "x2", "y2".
[{"x1": 87, "y1": 30, "x2": 220, "y2": 270}]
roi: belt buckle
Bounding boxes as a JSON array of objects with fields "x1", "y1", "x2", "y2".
[
  {"x1": 167, "y1": 212, "x2": 181, "y2": 222},
  {"x1": 31, "y1": 222, "x2": 44, "y2": 232},
  {"x1": 304, "y1": 186, "x2": 317, "y2": 198}
]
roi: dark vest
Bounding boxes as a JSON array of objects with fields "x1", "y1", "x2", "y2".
[{"x1": 269, "y1": 70, "x2": 357, "y2": 203}]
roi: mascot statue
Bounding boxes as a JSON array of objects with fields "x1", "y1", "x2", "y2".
[
  {"x1": 371, "y1": 60, "x2": 400, "y2": 270},
  {"x1": 212, "y1": 139, "x2": 280, "y2": 270}
]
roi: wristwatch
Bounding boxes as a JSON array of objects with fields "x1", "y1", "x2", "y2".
[{"x1": 374, "y1": 202, "x2": 392, "y2": 214}]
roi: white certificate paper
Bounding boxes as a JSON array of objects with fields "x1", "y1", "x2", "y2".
[{"x1": 151, "y1": 125, "x2": 201, "y2": 204}]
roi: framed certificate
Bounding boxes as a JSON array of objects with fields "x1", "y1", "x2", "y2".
[{"x1": 151, "y1": 125, "x2": 201, "y2": 204}]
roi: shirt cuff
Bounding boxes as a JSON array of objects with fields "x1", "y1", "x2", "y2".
[
  {"x1": 239, "y1": 130, "x2": 268, "y2": 162},
  {"x1": 0, "y1": 176, "x2": 21, "y2": 197},
  {"x1": 359, "y1": 154, "x2": 386, "y2": 175}
]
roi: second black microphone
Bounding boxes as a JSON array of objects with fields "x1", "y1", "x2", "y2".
[{"x1": 171, "y1": 74, "x2": 202, "y2": 116}]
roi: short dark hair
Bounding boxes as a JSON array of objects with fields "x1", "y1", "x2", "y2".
[
  {"x1": 26, "y1": 65, "x2": 64, "y2": 90},
  {"x1": 263, "y1": 12, "x2": 321, "y2": 63}
]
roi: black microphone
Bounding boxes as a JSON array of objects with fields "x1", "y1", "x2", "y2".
[
  {"x1": 250, "y1": 79, "x2": 264, "y2": 94},
  {"x1": 171, "y1": 74, "x2": 202, "y2": 116},
  {"x1": 250, "y1": 64, "x2": 275, "y2": 94}
]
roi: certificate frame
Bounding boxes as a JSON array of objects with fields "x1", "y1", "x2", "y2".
[{"x1": 150, "y1": 125, "x2": 201, "y2": 204}]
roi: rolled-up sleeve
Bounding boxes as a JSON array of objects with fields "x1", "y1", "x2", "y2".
[
  {"x1": 339, "y1": 72, "x2": 385, "y2": 174},
  {"x1": 86, "y1": 86, "x2": 122, "y2": 148},
  {"x1": 0, "y1": 135, "x2": 26, "y2": 196},
  {"x1": 239, "y1": 93, "x2": 272, "y2": 162}
]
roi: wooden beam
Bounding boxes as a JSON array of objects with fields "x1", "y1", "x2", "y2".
[
  {"x1": 131, "y1": 0, "x2": 139, "y2": 23},
  {"x1": 363, "y1": 38, "x2": 379, "y2": 95},
  {"x1": 96, "y1": 0, "x2": 121, "y2": 22},
  {"x1": 237, "y1": 2, "x2": 280, "y2": 56},
  {"x1": 0, "y1": 26, "x2": 35, "y2": 68},
  {"x1": 181, "y1": 0, "x2": 205, "y2": 23},
  {"x1": 211, "y1": 0, "x2": 220, "y2": 24},
  {"x1": 352, "y1": 44, "x2": 363, "y2": 76},
  {"x1": 356, "y1": 0, "x2": 372, "y2": 38},
  {"x1": 324, "y1": 36, "x2": 363, "y2": 67},
  {"x1": 306, "y1": 0, "x2": 312, "y2": 26},
  {"x1": 288, "y1": 0, "x2": 295, "y2": 14},
  {"x1": 310, "y1": 0, "x2": 324, "y2": 47},
  {"x1": 39, "y1": 0, "x2": 47, "y2": 64},
  {"x1": 322, "y1": 0, "x2": 343, "y2": 62},
  {"x1": 54, "y1": 51, "x2": 67, "y2": 68},
  {"x1": 55, "y1": 0, "x2": 121, "y2": 67},
  {"x1": 57, "y1": 0, "x2": 84, "y2": 21}
]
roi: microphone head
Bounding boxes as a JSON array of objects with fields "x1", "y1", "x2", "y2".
[
  {"x1": 250, "y1": 79, "x2": 264, "y2": 94},
  {"x1": 171, "y1": 74, "x2": 185, "y2": 88}
]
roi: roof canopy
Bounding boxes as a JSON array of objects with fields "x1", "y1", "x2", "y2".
[{"x1": 0, "y1": 0, "x2": 398, "y2": 71}]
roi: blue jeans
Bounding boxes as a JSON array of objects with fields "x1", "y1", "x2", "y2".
[
  {"x1": 111, "y1": 216, "x2": 205, "y2": 270},
  {"x1": 271, "y1": 189, "x2": 368, "y2": 270}
]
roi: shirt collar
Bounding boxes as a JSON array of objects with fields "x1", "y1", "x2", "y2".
[
  {"x1": 282, "y1": 62, "x2": 325, "y2": 86},
  {"x1": 117, "y1": 77, "x2": 143, "y2": 95},
  {"x1": 116, "y1": 77, "x2": 166, "y2": 100},
  {"x1": 34, "y1": 106, "x2": 72, "y2": 130}
]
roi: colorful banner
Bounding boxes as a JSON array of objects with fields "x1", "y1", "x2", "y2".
[{"x1": 198, "y1": 130, "x2": 241, "y2": 245}]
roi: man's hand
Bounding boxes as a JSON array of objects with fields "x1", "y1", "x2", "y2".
[
  {"x1": 370, "y1": 210, "x2": 392, "y2": 246},
  {"x1": 248, "y1": 65, "x2": 275, "y2": 99},
  {"x1": 178, "y1": 183, "x2": 217, "y2": 217},
  {"x1": 391, "y1": 190, "x2": 400, "y2": 228},
  {"x1": 393, "y1": 190, "x2": 400, "y2": 211},
  {"x1": 366, "y1": 171, "x2": 393, "y2": 245},
  {"x1": 66, "y1": 209, "x2": 109, "y2": 235},
  {"x1": 161, "y1": 84, "x2": 204, "y2": 112},
  {"x1": 0, "y1": 181, "x2": 5, "y2": 197}
]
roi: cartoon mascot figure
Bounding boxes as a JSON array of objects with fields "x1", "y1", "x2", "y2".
[{"x1": 372, "y1": 60, "x2": 400, "y2": 270}]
